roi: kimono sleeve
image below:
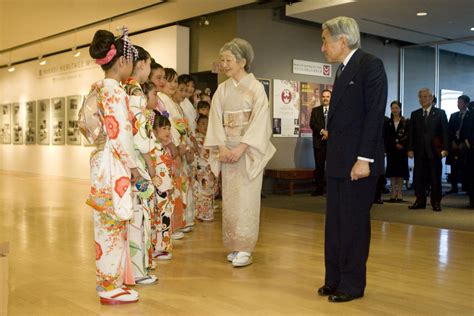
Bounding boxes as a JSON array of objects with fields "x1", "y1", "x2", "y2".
[
  {"x1": 102, "y1": 92, "x2": 137, "y2": 169},
  {"x1": 240, "y1": 82, "x2": 276, "y2": 180},
  {"x1": 130, "y1": 95, "x2": 152, "y2": 154}
]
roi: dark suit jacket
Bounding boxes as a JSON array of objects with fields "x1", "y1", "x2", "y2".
[
  {"x1": 326, "y1": 49, "x2": 388, "y2": 178},
  {"x1": 447, "y1": 110, "x2": 471, "y2": 164},
  {"x1": 310, "y1": 105, "x2": 327, "y2": 149},
  {"x1": 408, "y1": 107, "x2": 449, "y2": 159}
]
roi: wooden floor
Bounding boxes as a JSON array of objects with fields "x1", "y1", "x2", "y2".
[{"x1": 0, "y1": 172, "x2": 473, "y2": 316}]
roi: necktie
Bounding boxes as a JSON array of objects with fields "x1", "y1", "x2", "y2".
[
  {"x1": 423, "y1": 110, "x2": 428, "y2": 120},
  {"x1": 336, "y1": 63, "x2": 344, "y2": 79},
  {"x1": 324, "y1": 106, "x2": 328, "y2": 129}
]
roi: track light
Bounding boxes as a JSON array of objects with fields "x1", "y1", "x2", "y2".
[
  {"x1": 8, "y1": 65, "x2": 15, "y2": 72},
  {"x1": 73, "y1": 50, "x2": 81, "y2": 57},
  {"x1": 39, "y1": 56, "x2": 47, "y2": 65}
]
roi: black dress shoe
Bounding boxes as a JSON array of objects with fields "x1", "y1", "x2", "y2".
[
  {"x1": 432, "y1": 204, "x2": 442, "y2": 212},
  {"x1": 408, "y1": 201, "x2": 426, "y2": 209},
  {"x1": 317, "y1": 285, "x2": 337, "y2": 296},
  {"x1": 328, "y1": 292, "x2": 363, "y2": 303}
]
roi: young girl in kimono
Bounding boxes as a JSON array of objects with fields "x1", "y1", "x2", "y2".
[
  {"x1": 205, "y1": 38, "x2": 276, "y2": 267},
  {"x1": 123, "y1": 46, "x2": 158, "y2": 285},
  {"x1": 172, "y1": 77, "x2": 196, "y2": 232},
  {"x1": 193, "y1": 115, "x2": 215, "y2": 221},
  {"x1": 149, "y1": 110, "x2": 175, "y2": 260},
  {"x1": 148, "y1": 59, "x2": 169, "y2": 117},
  {"x1": 158, "y1": 68, "x2": 187, "y2": 240},
  {"x1": 85, "y1": 28, "x2": 141, "y2": 304}
]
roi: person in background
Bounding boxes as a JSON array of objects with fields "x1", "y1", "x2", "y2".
[
  {"x1": 148, "y1": 59, "x2": 169, "y2": 117},
  {"x1": 385, "y1": 101, "x2": 409, "y2": 202},
  {"x1": 446, "y1": 95, "x2": 471, "y2": 194},
  {"x1": 309, "y1": 89, "x2": 331, "y2": 196},
  {"x1": 408, "y1": 88, "x2": 449, "y2": 212},
  {"x1": 197, "y1": 100, "x2": 211, "y2": 117}
]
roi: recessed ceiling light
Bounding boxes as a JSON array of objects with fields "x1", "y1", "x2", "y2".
[
  {"x1": 417, "y1": 12, "x2": 428, "y2": 16},
  {"x1": 471, "y1": 27, "x2": 474, "y2": 31},
  {"x1": 39, "y1": 59, "x2": 47, "y2": 66},
  {"x1": 73, "y1": 51, "x2": 81, "y2": 57},
  {"x1": 7, "y1": 66, "x2": 15, "y2": 72}
]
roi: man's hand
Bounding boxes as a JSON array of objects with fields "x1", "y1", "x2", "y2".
[
  {"x1": 407, "y1": 151, "x2": 414, "y2": 159},
  {"x1": 320, "y1": 129, "x2": 329, "y2": 140},
  {"x1": 350, "y1": 160, "x2": 370, "y2": 181},
  {"x1": 441, "y1": 150, "x2": 448, "y2": 158}
]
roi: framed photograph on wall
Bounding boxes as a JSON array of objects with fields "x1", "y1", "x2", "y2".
[
  {"x1": 257, "y1": 78, "x2": 272, "y2": 105},
  {"x1": 51, "y1": 97, "x2": 65, "y2": 145},
  {"x1": 0, "y1": 104, "x2": 11, "y2": 144},
  {"x1": 12, "y1": 103, "x2": 23, "y2": 144},
  {"x1": 37, "y1": 99, "x2": 50, "y2": 145},
  {"x1": 25, "y1": 101, "x2": 37, "y2": 144},
  {"x1": 66, "y1": 95, "x2": 82, "y2": 145}
]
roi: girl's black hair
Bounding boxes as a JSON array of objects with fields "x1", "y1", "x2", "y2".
[
  {"x1": 142, "y1": 81, "x2": 156, "y2": 97},
  {"x1": 177, "y1": 74, "x2": 195, "y2": 85},
  {"x1": 390, "y1": 100, "x2": 402, "y2": 108},
  {"x1": 196, "y1": 114, "x2": 209, "y2": 124},
  {"x1": 89, "y1": 30, "x2": 125, "y2": 71},
  {"x1": 197, "y1": 100, "x2": 210, "y2": 110},
  {"x1": 132, "y1": 45, "x2": 150, "y2": 67},
  {"x1": 153, "y1": 110, "x2": 171, "y2": 129},
  {"x1": 164, "y1": 68, "x2": 178, "y2": 82},
  {"x1": 150, "y1": 58, "x2": 163, "y2": 71}
]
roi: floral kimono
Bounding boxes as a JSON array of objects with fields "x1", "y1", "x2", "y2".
[
  {"x1": 150, "y1": 142, "x2": 174, "y2": 253},
  {"x1": 85, "y1": 78, "x2": 137, "y2": 292},
  {"x1": 124, "y1": 78, "x2": 155, "y2": 280},
  {"x1": 193, "y1": 131, "x2": 215, "y2": 221},
  {"x1": 158, "y1": 92, "x2": 188, "y2": 231}
]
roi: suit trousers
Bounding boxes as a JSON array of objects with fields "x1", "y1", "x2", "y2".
[
  {"x1": 324, "y1": 176, "x2": 377, "y2": 297},
  {"x1": 313, "y1": 144, "x2": 327, "y2": 193},
  {"x1": 413, "y1": 152, "x2": 442, "y2": 205}
]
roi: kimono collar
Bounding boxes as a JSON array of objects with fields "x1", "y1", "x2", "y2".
[
  {"x1": 102, "y1": 78, "x2": 121, "y2": 87},
  {"x1": 231, "y1": 73, "x2": 255, "y2": 87}
]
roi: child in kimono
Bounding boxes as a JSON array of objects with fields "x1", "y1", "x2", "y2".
[
  {"x1": 193, "y1": 115, "x2": 215, "y2": 221},
  {"x1": 123, "y1": 46, "x2": 157, "y2": 285},
  {"x1": 84, "y1": 28, "x2": 141, "y2": 304},
  {"x1": 150, "y1": 111, "x2": 175, "y2": 260}
]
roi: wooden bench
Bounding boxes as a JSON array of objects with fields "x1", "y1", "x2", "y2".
[{"x1": 265, "y1": 168, "x2": 315, "y2": 195}]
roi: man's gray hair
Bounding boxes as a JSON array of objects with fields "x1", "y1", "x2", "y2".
[
  {"x1": 322, "y1": 16, "x2": 361, "y2": 49},
  {"x1": 418, "y1": 88, "x2": 433, "y2": 96},
  {"x1": 220, "y1": 38, "x2": 254, "y2": 72}
]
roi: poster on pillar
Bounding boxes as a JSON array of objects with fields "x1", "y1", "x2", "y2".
[
  {"x1": 37, "y1": 99, "x2": 50, "y2": 145},
  {"x1": 299, "y1": 82, "x2": 333, "y2": 137},
  {"x1": 12, "y1": 103, "x2": 23, "y2": 144},
  {"x1": 272, "y1": 79, "x2": 300, "y2": 137},
  {"x1": 25, "y1": 101, "x2": 37, "y2": 144},
  {"x1": 66, "y1": 95, "x2": 82, "y2": 145},
  {"x1": 0, "y1": 104, "x2": 11, "y2": 144},
  {"x1": 52, "y1": 97, "x2": 65, "y2": 145}
]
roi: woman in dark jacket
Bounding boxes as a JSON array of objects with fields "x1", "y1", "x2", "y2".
[{"x1": 385, "y1": 101, "x2": 409, "y2": 202}]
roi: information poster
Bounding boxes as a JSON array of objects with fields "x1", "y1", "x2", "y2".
[
  {"x1": 37, "y1": 99, "x2": 51, "y2": 145},
  {"x1": 12, "y1": 103, "x2": 23, "y2": 144},
  {"x1": 66, "y1": 95, "x2": 82, "y2": 145},
  {"x1": 51, "y1": 97, "x2": 65, "y2": 145},
  {"x1": 25, "y1": 101, "x2": 37, "y2": 144},
  {"x1": 272, "y1": 79, "x2": 300, "y2": 137},
  {"x1": 0, "y1": 104, "x2": 11, "y2": 144},
  {"x1": 299, "y1": 82, "x2": 333, "y2": 137}
]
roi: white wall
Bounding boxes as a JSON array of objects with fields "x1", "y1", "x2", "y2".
[{"x1": 0, "y1": 25, "x2": 189, "y2": 179}]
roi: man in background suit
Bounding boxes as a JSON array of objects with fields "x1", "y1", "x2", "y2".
[
  {"x1": 310, "y1": 89, "x2": 332, "y2": 196},
  {"x1": 446, "y1": 95, "x2": 471, "y2": 194},
  {"x1": 408, "y1": 88, "x2": 449, "y2": 212},
  {"x1": 318, "y1": 16, "x2": 387, "y2": 303}
]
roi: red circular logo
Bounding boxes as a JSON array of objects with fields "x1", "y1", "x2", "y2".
[{"x1": 281, "y1": 89, "x2": 292, "y2": 104}]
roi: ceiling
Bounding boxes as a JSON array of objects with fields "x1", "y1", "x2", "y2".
[
  {"x1": 0, "y1": 0, "x2": 256, "y2": 66},
  {"x1": 286, "y1": 0, "x2": 474, "y2": 56}
]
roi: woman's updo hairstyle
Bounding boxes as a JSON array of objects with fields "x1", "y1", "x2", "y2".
[
  {"x1": 219, "y1": 38, "x2": 254, "y2": 72},
  {"x1": 132, "y1": 45, "x2": 151, "y2": 67},
  {"x1": 89, "y1": 30, "x2": 124, "y2": 71}
]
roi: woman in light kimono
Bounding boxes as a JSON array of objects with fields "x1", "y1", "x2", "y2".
[
  {"x1": 123, "y1": 45, "x2": 158, "y2": 285},
  {"x1": 193, "y1": 115, "x2": 215, "y2": 221},
  {"x1": 84, "y1": 28, "x2": 141, "y2": 304},
  {"x1": 158, "y1": 68, "x2": 187, "y2": 240},
  {"x1": 150, "y1": 111, "x2": 175, "y2": 260},
  {"x1": 205, "y1": 38, "x2": 276, "y2": 267},
  {"x1": 148, "y1": 59, "x2": 169, "y2": 118}
]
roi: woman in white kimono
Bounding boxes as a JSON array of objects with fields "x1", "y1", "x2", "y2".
[
  {"x1": 123, "y1": 45, "x2": 158, "y2": 285},
  {"x1": 83, "y1": 28, "x2": 141, "y2": 304},
  {"x1": 205, "y1": 38, "x2": 275, "y2": 267}
]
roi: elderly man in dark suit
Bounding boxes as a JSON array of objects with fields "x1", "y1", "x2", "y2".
[
  {"x1": 317, "y1": 16, "x2": 387, "y2": 303},
  {"x1": 407, "y1": 88, "x2": 449, "y2": 212},
  {"x1": 310, "y1": 89, "x2": 332, "y2": 196}
]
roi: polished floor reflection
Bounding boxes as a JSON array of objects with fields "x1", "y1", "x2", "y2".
[{"x1": 0, "y1": 172, "x2": 473, "y2": 315}]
